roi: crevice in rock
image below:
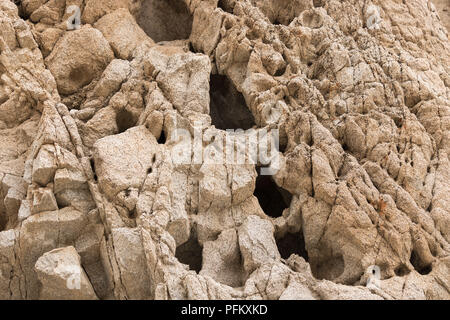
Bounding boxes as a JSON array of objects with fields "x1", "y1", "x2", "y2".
[
  {"x1": 209, "y1": 74, "x2": 255, "y2": 130},
  {"x1": 276, "y1": 230, "x2": 309, "y2": 261},
  {"x1": 254, "y1": 168, "x2": 292, "y2": 218},
  {"x1": 135, "y1": 0, "x2": 193, "y2": 42},
  {"x1": 14, "y1": 1, "x2": 28, "y2": 20},
  {"x1": 410, "y1": 250, "x2": 432, "y2": 275},
  {"x1": 90, "y1": 157, "x2": 98, "y2": 182},
  {"x1": 175, "y1": 233, "x2": 203, "y2": 273},
  {"x1": 116, "y1": 109, "x2": 135, "y2": 133}
]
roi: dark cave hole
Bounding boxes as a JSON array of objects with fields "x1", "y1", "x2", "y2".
[
  {"x1": 135, "y1": 0, "x2": 193, "y2": 42},
  {"x1": 410, "y1": 250, "x2": 432, "y2": 275},
  {"x1": 157, "y1": 130, "x2": 166, "y2": 144},
  {"x1": 276, "y1": 231, "x2": 309, "y2": 261},
  {"x1": 14, "y1": 1, "x2": 29, "y2": 20},
  {"x1": 175, "y1": 233, "x2": 203, "y2": 273},
  {"x1": 218, "y1": 0, "x2": 235, "y2": 13},
  {"x1": 394, "y1": 264, "x2": 410, "y2": 277},
  {"x1": 209, "y1": 74, "x2": 256, "y2": 131},
  {"x1": 254, "y1": 168, "x2": 292, "y2": 218},
  {"x1": 116, "y1": 109, "x2": 135, "y2": 133}
]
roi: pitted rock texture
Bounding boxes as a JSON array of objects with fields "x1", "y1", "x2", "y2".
[{"x1": 0, "y1": 0, "x2": 449, "y2": 300}]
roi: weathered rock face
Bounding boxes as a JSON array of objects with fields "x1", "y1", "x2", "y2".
[{"x1": 0, "y1": 0, "x2": 449, "y2": 300}]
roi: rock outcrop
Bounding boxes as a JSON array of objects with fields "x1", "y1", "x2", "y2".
[{"x1": 0, "y1": 0, "x2": 449, "y2": 300}]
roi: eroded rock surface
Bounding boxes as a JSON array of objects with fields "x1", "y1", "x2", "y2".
[{"x1": 0, "y1": 0, "x2": 449, "y2": 300}]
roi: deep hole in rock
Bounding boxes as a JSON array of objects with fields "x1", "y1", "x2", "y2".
[
  {"x1": 209, "y1": 75, "x2": 256, "y2": 130},
  {"x1": 254, "y1": 168, "x2": 292, "y2": 218},
  {"x1": 14, "y1": 1, "x2": 29, "y2": 20},
  {"x1": 276, "y1": 231, "x2": 309, "y2": 261},
  {"x1": 116, "y1": 109, "x2": 135, "y2": 133},
  {"x1": 135, "y1": 0, "x2": 193, "y2": 42},
  {"x1": 157, "y1": 130, "x2": 166, "y2": 144},
  {"x1": 410, "y1": 250, "x2": 432, "y2": 275},
  {"x1": 218, "y1": 0, "x2": 235, "y2": 13},
  {"x1": 175, "y1": 233, "x2": 203, "y2": 273}
]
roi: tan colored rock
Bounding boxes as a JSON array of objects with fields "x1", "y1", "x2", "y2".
[
  {"x1": 95, "y1": 9, "x2": 154, "y2": 60},
  {"x1": 35, "y1": 246, "x2": 98, "y2": 300},
  {"x1": 238, "y1": 215, "x2": 280, "y2": 275},
  {"x1": 45, "y1": 27, "x2": 114, "y2": 95},
  {"x1": 0, "y1": 0, "x2": 448, "y2": 301}
]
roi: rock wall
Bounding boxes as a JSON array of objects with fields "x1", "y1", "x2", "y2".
[{"x1": 0, "y1": 0, "x2": 449, "y2": 300}]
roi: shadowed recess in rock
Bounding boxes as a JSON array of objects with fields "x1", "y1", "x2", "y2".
[
  {"x1": 116, "y1": 109, "x2": 136, "y2": 133},
  {"x1": 157, "y1": 129, "x2": 166, "y2": 144},
  {"x1": 209, "y1": 75, "x2": 256, "y2": 131},
  {"x1": 311, "y1": 254, "x2": 345, "y2": 281},
  {"x1": 135, "y1": 0, "x2": 193, "y2": 42},
  {"x1": 253, "y1": 169, "x2": 292, "y2": 218},
  {"x1": 276, "y1": 231, "x2": 309, "y2": 261},
  {"x1": 175, "y1": 233, "x2": 203, "y2": 273},
  {"x1": 218, "y1": 0, "x2": 235, "y2": 13},
  {"x1": 410, "y1": 249, "x2": 432, "y2": 275}
]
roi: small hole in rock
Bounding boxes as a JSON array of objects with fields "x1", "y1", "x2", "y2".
[
  {"x1": 135, "y1": 0, "x2": 193, "y2": 42},
  {"x1": 128, "y1": 209, "x2": 136, "y2": 219},
  {"x1": 410, "y1": 250, "x2": 432, "y2": 275},
  {"x1": 274, "y1": 64, "x2": 287, "y2": 77},
  {"x1": 175, "y1": 233, "x2": 203, "y2": 273},
  {"x1": 394, "y1": 264, "x2": 410, "y2": 277},
  {"x1": 276, "y1": 231, "x2": 309, "y2": 261},
  {"x1": 218, "y1": 0, "x2": 234, "y2": 13},
  {"x1": 254, "y1": 168, "x2": 292, "y2": 218},
  {"x1": 147, "y1": 167, "x2": 153, "y2": 174},
  {"x1": 116, "y1": 109, "x2": 135, "y2": 133},
  {"x1": 342, "y1": 143, "x2": 349, "y2": 152},
  {"x1": 210, "y1": 75, "x2": 256, "y2": 130},
  {"x1": 158, "y1": 130, "x2": 166, "y2": 144}
]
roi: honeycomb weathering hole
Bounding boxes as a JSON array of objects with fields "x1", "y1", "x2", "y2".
[
  {"x1": 136, "y1": 0, "x2": 193, "y2": 42},
  {"x1": 175, "y1": 234, "x2": 203, "y2": 273},
  {"x1": 276, "y1": 231, "x2": 309, "y2": 261},
  {"x1": 253, "y1": 170, "x2": 292, "y2": 218},
  {"x1": 410, "y1": 250, "x2": 432, "y2": 275},
  {"x1": 209, "y1": 75, "x2": 256, "y2": 131}
]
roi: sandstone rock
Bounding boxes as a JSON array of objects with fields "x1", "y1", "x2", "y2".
[
  {"x1": 0, "y1": 0, "x2": 448, "y2": 301},
  {"x1": 35, "y1": 246, "x2": 98, "y2": 300},
  {"x1": 93, "y1": 126, "x2": 158, "y2": 200},
  {"x1": 238, "y1": 215, "x2": 280, "y2": 275},
  {"x1": 95, "y1": 9, "x2": 154, "y2": 60},
  {"x1": 45, "y1": 27, "x2": 114, "y2": 95}
]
